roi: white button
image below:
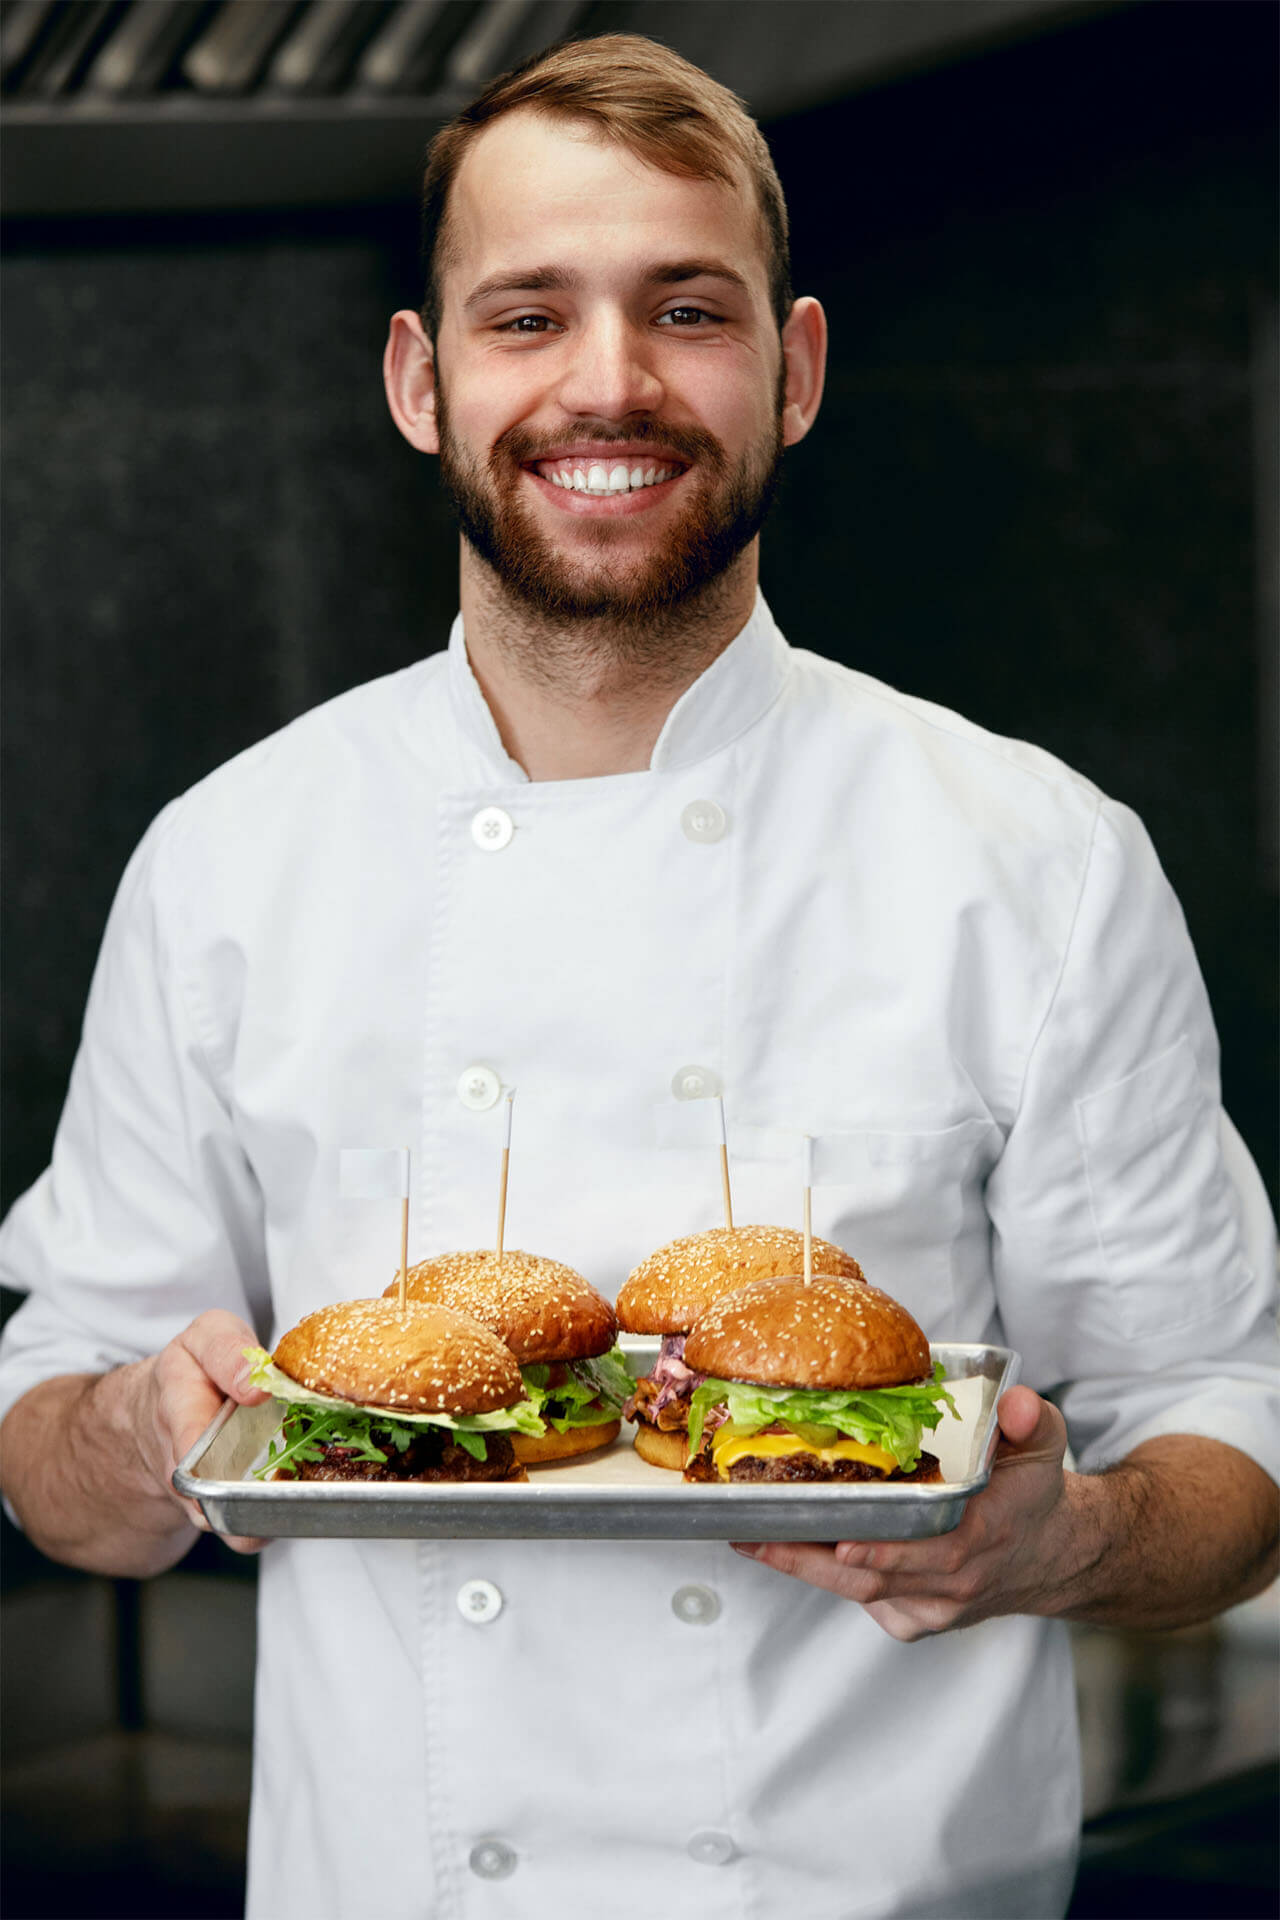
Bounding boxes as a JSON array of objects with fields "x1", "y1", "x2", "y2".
[
  {"x1": 671, "y1": 1064, "x2": 722, "y2": 1102},
  {"x1": 457, "y1": 1578, "x2": 503, "y2": 1624},
  {"x1": 672, "y1": 1584, "x2": 721, "y2": 1625},
  {"x1": 471, "y1": 806, "x2": 514, "y2": 851},
  {"x1": 687, "y1": 1829, "x2": 735, "y2": 1866},
  {"x1": 681, "y1": 799, "x2": 727, "y2": 844},
  {"x1": 457, "y1": 1066, "x2": 502, "y2": 1111},
  {"x1": 469, "y1": 1838, "x2": 517, "y2": 1879}
]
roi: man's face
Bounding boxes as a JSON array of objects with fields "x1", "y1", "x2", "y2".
[{"x1": 431, "y1": 111, "x2": 788, "y2": 621}]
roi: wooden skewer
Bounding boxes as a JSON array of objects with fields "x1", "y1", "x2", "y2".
[
  {"x1": 495, "y1": 1089, "x2": 515, "y2": 1263},
  {"x1": 397, "y1": 1194, "x2": 409, "y2": 1314},
  {"x1": 802, "y1": 1135, "x2": 814, "y2": 1283},
  {"x1": 717, "y1": 1095, "x2": 733, "y2": 1229}
]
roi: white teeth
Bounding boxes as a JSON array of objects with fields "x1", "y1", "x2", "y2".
[{"x1": 539, "y1": 458, "x2": 680, "y2": 492}]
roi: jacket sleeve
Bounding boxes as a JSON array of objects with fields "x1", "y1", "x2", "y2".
[
  {"x1": 0, "y1": 803, "x2": 270, "y2": 1425},
  {"x1": 984, "y1": 795, "x2": 1279, "y2": 1484}
]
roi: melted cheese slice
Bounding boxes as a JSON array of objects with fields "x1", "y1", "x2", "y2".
[{"x1": 711, "y1": 1428, "x2": 898, "y2": 1479}]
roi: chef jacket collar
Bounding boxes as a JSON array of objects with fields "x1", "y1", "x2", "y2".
[{"x1": 445, "y1": 591, "x2": 792, "y2": 783}]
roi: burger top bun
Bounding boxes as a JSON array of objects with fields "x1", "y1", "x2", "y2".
[
  {"x1": 273, "y1": 1297, "x2": 523, "y2": 1415},
  {"x1": 616, "y1": 1225, "x2": 865, "y2": 1335},
  {"x1": 683, "y1": 1273, "x2": 931, "y2": 1392},
  {"x1": 389, "y1": 1249, "x2": 616, "y2": 1365}
]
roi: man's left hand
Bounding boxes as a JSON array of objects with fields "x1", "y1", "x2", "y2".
[{"x1": 731, "y1": 1386, "x2": 1087, "y2": 1642}]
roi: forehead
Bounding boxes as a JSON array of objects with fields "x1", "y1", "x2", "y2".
[{"x1": 443, "y1": 109, "x2": 769, "y2": 300}]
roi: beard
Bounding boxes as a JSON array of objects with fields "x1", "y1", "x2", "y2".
[{"x1": 434, "y1": 382, "x2": 784, "y2": 630}]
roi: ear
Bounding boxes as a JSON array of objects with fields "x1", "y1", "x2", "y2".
[
  {"x1": 779, "y1": 296, "x2": 827, "y2": 448},
  {"x1": 384, "y1": 310, "x2": 440, "y2": 455}
]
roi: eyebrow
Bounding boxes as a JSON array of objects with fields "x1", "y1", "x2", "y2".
[{"x1": 463, "y1": 260, "x2": 752, "y2": 312}]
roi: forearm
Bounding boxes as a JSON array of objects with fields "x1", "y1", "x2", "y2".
[
  {"x1": 0, "y1": 1367, "x2": 196, "y2": 1578},
  {"x1": 1043, "y1": 1435, "x2": 1279, "y2": 1630}
]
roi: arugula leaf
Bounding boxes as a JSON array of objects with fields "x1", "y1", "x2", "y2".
[
  {"x1": 685, "y1": 1362, "x2": 959, "y2": 1470},
  {"x1": 244, "y1": 1346, "x2": 543, "y2": 1477}
]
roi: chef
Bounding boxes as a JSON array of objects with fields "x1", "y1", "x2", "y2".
[{"x1": 0, "y1": 33, "x2": 1275, "y2": 1920}]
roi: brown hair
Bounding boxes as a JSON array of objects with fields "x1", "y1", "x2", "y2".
[{"x1": 419, "y1": 33, "x2": 792, "y2": 337}]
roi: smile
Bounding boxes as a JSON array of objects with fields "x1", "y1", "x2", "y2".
[{"x1": 532, "y1": 458, "x2": 684, "y2": 495}]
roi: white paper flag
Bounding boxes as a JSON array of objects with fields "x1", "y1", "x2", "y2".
[{"x1": 339, "y1": 1147, "x2": 410, "y2": 1200}]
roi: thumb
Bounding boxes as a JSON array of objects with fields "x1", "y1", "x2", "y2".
[
  {"x1": 177, "y1": 1310, "x2": 272, "y2": 1404},
  {"x1": 996, "y1": 1384, "x2": 1060, "y2": 1453}
]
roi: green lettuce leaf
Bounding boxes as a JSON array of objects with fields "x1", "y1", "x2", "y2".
[
  {"x1": 518, "y1": 1344, "x2": 632, "y2": 1433},
  {"x1": 685, "y1": 1361, "x2": 959, "y2": 1471},
  {"x1": 244, "y1": 1346, "x2": 544, "y2": 1478}
]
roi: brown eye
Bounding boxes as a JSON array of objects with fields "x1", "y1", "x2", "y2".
[{"x1": 659, "y1": 306, "x2": 712, "y2": 327}]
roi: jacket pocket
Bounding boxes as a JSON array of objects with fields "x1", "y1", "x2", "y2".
[
  {"x1": 724, "y1": 1117, "x2": 997, "y2": 1337},
  {"x1": 1074, "y1": 1035, "x2": 1250, "y2": 1338}
]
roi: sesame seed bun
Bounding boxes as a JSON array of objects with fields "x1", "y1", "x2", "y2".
[
  {"x1": 272, "y1": 1297, "x2": 524, "y2": 1415},
  {"x1": 389, "y1": 1249, "x2": 617, "y2": 1364},
  {"x1": 512, "y1": 1417, "x2": 622, "y2": 1465},
  {"x1": 616, "y1": 1226, "x2": 866, "y2": 1335},
  {"x1": 683, "y1": 1273, "x2": 932, "y2": 1392}
]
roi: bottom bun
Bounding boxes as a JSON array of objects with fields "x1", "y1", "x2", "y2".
[
  {"x1": 512, "y1": 1418, "x2": 621, "y2": 1465},
  {"x1": 631, "y1": 1423, "x2": 689, "y2": 1472}
]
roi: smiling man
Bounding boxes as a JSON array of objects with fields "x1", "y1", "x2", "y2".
[
  {"x1": 383, "y1": 66, "x2": 825, "y2": 778},
  {"x1": 0, "y1": 33, "x2": 1276, "y2": 1920}
]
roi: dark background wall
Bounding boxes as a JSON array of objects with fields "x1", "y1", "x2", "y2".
[
  {"x1": 4, "y1": 2, "x2": 1276, "y2": 1233},
  {"x1": 2, "y1": 4, "x2": 1277, "y2": 1916}
]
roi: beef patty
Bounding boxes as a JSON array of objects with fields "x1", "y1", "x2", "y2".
[
  {"x1": 287, "y1": 1429, "x2": 525, "y2": 1483},
  {"x1": 685, "y1": 1447, "x2": 941, "y2": 1484}
]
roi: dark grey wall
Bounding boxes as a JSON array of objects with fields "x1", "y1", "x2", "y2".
[{"x1": 4, "y1": 0, "x2": 1276, "y2": 1221}]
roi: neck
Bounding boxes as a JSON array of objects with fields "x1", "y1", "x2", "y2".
[{"x1": 457, "y1": 543, "x2": 759, "y2": 780}]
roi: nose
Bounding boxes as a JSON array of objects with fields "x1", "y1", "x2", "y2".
[{"x1": 555, "y1": 310, "x2": 664, "y2": 419}]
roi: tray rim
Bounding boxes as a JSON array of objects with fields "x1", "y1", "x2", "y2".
[{"x1": 173, "y1": 1341, "x2": 1020, "y2": 1534}]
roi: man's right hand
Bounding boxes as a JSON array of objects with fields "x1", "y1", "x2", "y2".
[
  {"x1": 133, "y1": 1308, "x2": 272, "y2": 1555},
  {"x1": 0, "y1": 1309, "x2": 271, "y2": 1575}
]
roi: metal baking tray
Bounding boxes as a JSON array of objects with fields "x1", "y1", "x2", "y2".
[{"x1": 173, "y1": 1340, "x2": 1018, "y2": 1542}]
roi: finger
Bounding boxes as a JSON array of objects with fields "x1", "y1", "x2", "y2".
[
  {"x1": 732, "y1": 1539, "x2": 897, "y2": 1601},
  {"x1": 183, "y1": 1499, "x2": 265, "y2": 1556},
  {"x1": 167, "y1": 1375, "x2": 238, "y2": 1471},
  {"x1": 834, "y1": 1519, "x2": 978, "y2": 1578},
  {"x1": 177, "y1": 1311, "x2": 271, "y2": 1403},
  {"x1": 733, "y1": 1540, "x2": 989, "y2": 1618}
]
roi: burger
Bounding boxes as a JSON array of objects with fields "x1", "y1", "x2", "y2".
[
  {"x1": 243, "y1": 1296, "x2": 544, "y2": 1482},
  {"x1": 387, "y1": 1250, "x2": 632, "y2": 1463},
  {"x1": 616, "y1": 1226, "x2": 867, "y2": 1470},
  {"x1": 681, "y1": 1272, "x2": 958, "y2": 1483}
]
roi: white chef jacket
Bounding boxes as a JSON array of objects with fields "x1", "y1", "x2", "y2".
[{"x1": 2, "y1": 595, "x2": 1276, "y2": 1920}]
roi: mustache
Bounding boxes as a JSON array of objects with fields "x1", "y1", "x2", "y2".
[{"x1": 491, "y1": 418, "x2": 728, "y2": 473}]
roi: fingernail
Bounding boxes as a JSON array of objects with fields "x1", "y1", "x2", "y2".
[
  {"x1": 731, "y1": 1542, "x2": 762, "y2": 1559},
  {"x1": 231, "y1": 1364, "x2": 252, "y2": 1397}
]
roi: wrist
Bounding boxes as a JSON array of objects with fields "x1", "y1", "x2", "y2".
[
  {"x1": 1034, "y1": 1468, "x2": 1114, "y2": 1619},
  {"x1": 81, "y1": 1361, "x2": 193, "y2": 1544}
]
